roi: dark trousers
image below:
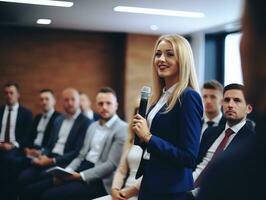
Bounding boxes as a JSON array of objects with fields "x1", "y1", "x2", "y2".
[
  {"x1": 40, "y1": 179, "x2": 107, "y2": 200},
  {"x1": 21, "y1": 160, "x2": 107, "y2": 200},
  {"x1": 0, "y1": 148, "x2": 32, "y2": 200}
]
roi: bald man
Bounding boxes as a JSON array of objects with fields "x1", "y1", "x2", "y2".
[{"x1": 17, "y1": 88, "x2": 92, "y2": 199}]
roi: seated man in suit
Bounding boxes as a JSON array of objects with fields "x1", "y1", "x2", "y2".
[
  {"x1": 188, "y1": 83, "x2": 255, "y2": 199},
  {"x1": 21, "y1": 87, "x2": 128, "y2": 200},
  {"x1": 24, "y1": 89, "x2": 61, "y2": 159},
  {"x1": 0, "y1": 82, "x2": 33, "y2": 196},
  {"x1": 80, "y1": 91, "x2": 99, "y2": 121},
  {"x1": 18, "y1": 88, "x2": 92, "y2": 194},
  {"x1": 201, "y1": 80, "x2": 225, "y2": 137},
  {"x1": 0, "y1": 81, "x2": 33, "y2": 159},
  {"x1": 1, "y1": 89, "x2": 61, "y2": 200}
]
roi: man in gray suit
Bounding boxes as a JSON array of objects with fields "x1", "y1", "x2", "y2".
[{"x1": 26, "y1": 87, "x2": 128, "y2": 200}]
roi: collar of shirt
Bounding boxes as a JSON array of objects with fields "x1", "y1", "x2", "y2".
[
  {"x1": 162, "y1": 83, "x2": 177, "y2": 95},
  {"x1": 5, "y1": 103, "x2": 19, "y2": 111},
  {"x1": 43, "y1": 108, "x2": 55, "y2": 119},
  {"x1": 99, "y1": 114, "x2": 118, "y2": 128},
  {"x1": 225, "y1": 119, "x2": 246, "y2": 134},
  {"x1": 204, "y1": 112, "x2": 222, "y2": 124}
]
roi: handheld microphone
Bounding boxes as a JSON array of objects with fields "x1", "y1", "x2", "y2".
[
  {"x1": 134, "y1": 86, "x2": 151, "y2": 146},
  {"x1": 138, "y1": 86, "x2": 151, "y2": 117}
]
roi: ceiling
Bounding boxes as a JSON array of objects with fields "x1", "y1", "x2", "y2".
[{"x1": 0, "y1": 0, "x2": 244, "y2": 35}]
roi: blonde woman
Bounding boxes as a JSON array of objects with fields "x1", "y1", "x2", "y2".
[{"x1": 132, "y1": 34, "x2": 203, "y2": 200}]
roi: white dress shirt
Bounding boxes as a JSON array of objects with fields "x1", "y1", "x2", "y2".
[
  {"x1": 143, "y1": 83, "x2": 177, "y2": 160},
  {"x1": 33, "y1": 108, "x2": 55, "y2": 147},
  {"x1": 52, "y1": 110, "x2": 81, "y2": 155},
  {"x1": 0, "y1": 103, "x2": 19, "y2": 146},
  {"x1": 85, "y1": 114, "x2": 118, "y2": 163}
]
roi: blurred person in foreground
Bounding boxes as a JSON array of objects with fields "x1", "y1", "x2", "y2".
[{"x1": 197, "y1": 1, "x2": 266, "y2": 200}]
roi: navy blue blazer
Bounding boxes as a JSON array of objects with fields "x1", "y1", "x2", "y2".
[
  {"x1": 196, "y1": 121, "x2": 255, "y2": 167},
  {"x1": 136, "y1": 87, "x2": 203, "y2": 193},
  {"x1": 43, "y1": 113, "x2": 92, "y2": 166},
  {"x1": 0, "y1": 105, "x2": 33, "y2": 148},
  {"x1": 28, "y1": 111, "x2": 61, "y2": 149}
]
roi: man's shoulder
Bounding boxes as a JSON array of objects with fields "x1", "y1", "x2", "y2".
[
  {"x1": 18, "y1": 105, "x2": 32, "y2": 114},
  {"x1": 113, "y1": 117, "x2": 128, "y2": 130},
  {"x1": 76, "y1": 112, "x2": 93, "y2": 125},
  {"x1": 181, "y1": 87, "x2": 201, "y2": 101},
  {"x1": 52, "y1": 111, "x2": 62, "y2": 117}
]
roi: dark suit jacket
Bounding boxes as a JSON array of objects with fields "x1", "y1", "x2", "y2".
[
  {"x1": 42, "y1": 113, "x2": 92, "y2": 166},
  {"x1": 196, "y1": 121, "x2": 255, "y2": 167},
  {"x1": 28, "y1": 111, "x2": 61, "y2": 148},
  {"x1": 197, "y1": 115, "x2": 262, "y2": 200},
  {"x1": 0, "y1": 105, "x2": 33, "y2": 148},
  {"x1": 136, "y1": 87, "x2": 203, "y2": 193}
]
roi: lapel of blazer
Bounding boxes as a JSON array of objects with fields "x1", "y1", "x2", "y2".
[
  {"x1": 199, "y1": 125, "x2": 225, "y2": 160},
  {"x1": 225, "y1": 123, "x2": 251, "y2": 151},
  {"x1": 64, "y1": 113, "x2": 82, "y2": 151},
  {"x1": 146, "y1": 104, "x2": 156, "y2": 118},
  {"x1": 210, "y1": 125, "x2": 225, "y2": 143},
  {"x1": 98, "y1": 117, "x2": 120, "y2": 160},
  {"x1": 42, "y1": 111, "x2": 59, "y2": 146},
  {"x1": 31, "y1": 114, "x2": 42, "y2": 142},
  {"x1": 149, "y1": 104, "x2": 167, "y2": 130},
  {"x1": 50, "y1": 116, "x2": 64, "y2": 147},
  {"x1": 15, "y1": 106, "x2": 22, "y2": 137},
  {"x1": 0, "y1": 106, "x2": 4, "y2": 131},
  {"x1": 85, "y1": 122, "x2": 98, "y2": 152}
]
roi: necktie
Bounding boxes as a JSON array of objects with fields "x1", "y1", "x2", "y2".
[
  {"x1": 212, "y1": 128, "x2": 234, "y2": 156},
  {"x1": 4, "y1": 107, "x2": 12, "y2": 143},
  {"x1": 194, "y1": 128, "x2": 235, "y2": 187},
  {"x1": 207, "y1": 121, "x2": 215, "y2": 127}
]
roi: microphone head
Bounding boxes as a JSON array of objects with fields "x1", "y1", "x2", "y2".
[{"x1": 141, "y1": 86, "x2": 151, "y2": 99}]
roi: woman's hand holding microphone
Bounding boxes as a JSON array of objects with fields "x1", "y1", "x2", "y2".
[{"x1": 132, "y1": 114, "x2": 152, "y2": 143}]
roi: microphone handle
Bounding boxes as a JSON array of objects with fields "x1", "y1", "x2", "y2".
[{"x1": 134, "y1": 98, "x2": 148, "y2": 147}]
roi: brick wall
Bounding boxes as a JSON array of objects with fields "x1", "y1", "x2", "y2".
[
  {"x1": 124, "y1": 34, "x2": 158, "y2": 120},
  {"x1": 0, "y1": 26, "x2": 126, "y2": 118}
]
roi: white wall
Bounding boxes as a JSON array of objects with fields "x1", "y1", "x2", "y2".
[{"x1": 190, "y1": 31, "x2": 205, "y2": 88}]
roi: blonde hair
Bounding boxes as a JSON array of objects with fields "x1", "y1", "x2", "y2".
[
  {"x1": 150, "y1": 34, "x2": 199, "y2": 112},
  {"x1": 124, "y1": 122, "x2": 135, "y2": 149}
]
